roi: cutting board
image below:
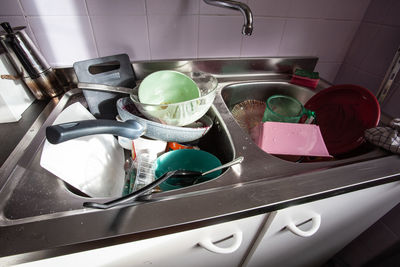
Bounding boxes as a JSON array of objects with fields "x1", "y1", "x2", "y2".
[{"x1": 73, "y1": 54, "x2": 136, "y2": 119}]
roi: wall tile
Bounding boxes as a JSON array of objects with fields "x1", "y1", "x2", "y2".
[
  {"x1": 384, "y1": 0, "x2": 400, "y2": 26},
  {"x1": 337, "y1": 221, "x2": 398, "y2": 266},
  {"x1": 86, "y1": 0, "x2": 145, "y2": 16},
  {"x1": 248, "y1": 0, "x2": 291, "y2": 17},
  {"x1": 363, "y1": 0, "x2": 393, "y2": 24},
  {"x1": 335, "y1": 238, "x2": 371, "y2": 267},
  {"x1": 324, "y1": 0, "x2": 371, "y2": 20},
  {"x1": 361, "y1": 25, "x2": 400, "y2": 78},
  {"x1": 278, "y1": 18, "x2": 320, "y2": 57},
  {"x1": 199, "y1": 15, "x2": 242, "y2": 58},
  {"x1": 334, "y1": 63, "x2": 382, "y2": 94},
  {"x1": 147, "y1": 0, "x2": 199, "y2": 15},
  {"x1": 357, "y1": 221, "x2": 398, "y2": 263},
  {"x1": 382, "y1": 82, "x2": 400, "y2": 118},
  {"x1": 148, "y1": 15, "x2": 198, "y2": 60},
  {"x1": 355, "y1": 69, "x2": 382, "y2": 94},
  {"x1": 381, "y1": 203, "x2": 400, "y2": 239},
  {"x1": 0, "y1": 0, "x2": 23, "y2": 15},
  {"x1": 287, "y1": 0, "x2": 327, "y2": 19},
  {"x1": 20, "y1": 0, "x2": 87, "y2": 16},
  {"x1": 28, "y1": 16, "x2": 98, "y2": 66},
  {"x1": 91, "y1": 16, "x2": 149, "y2": 61},
  {"x1": 0, "y1": 16, "x2": 27, "y2": 28},
  {"x1": 334, "y1": 63, "x2": 360, "y2": 85},
  {"x1": 315, "y1": 20, "x2": 359, "y2": 62},
  {"x1": 200, "y1": 0, "x2": 248, "y2": 15},
  {"x1": 314, "y1": 62, "x2": 341, "y2": 83},
  {"x1": 241, "y1": 17, "x2": 285, "y2": 57},
  {"x1": 344, "y1": 22, "x2": 380, "y2": 67}
]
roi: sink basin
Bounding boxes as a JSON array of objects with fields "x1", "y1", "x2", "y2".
[
  {"x1": 221, "y1": 80, "x2": 389, "y2": 163},
  {"x1": 0, "y1": 90, "x2": 235, "y2": 221}
]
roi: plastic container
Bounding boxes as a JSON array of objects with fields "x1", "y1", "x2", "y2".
[
  {"x1": 130, "y1": 72, "x2": 218, "y2": 126},
  {"x1": 132, "y1": 153, "x2": 157, "y2": 191},
  {"x1": 262, "y1": 95, "x2": 315, "y2": 123}
]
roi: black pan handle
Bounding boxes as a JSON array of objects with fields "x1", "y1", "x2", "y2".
[{"x1": 46, "y1": 119, "x2": 145, "y2": 144}]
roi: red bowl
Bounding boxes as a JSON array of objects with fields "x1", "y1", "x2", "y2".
[{"x1": 304, "y1": 84, "x2": 380, "y2": 155}]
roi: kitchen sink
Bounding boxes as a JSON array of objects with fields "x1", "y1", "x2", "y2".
[
  {"x1": 0, "y1": 77, "x2": 389, "y2": 222},
  {"x1": 220, "y1": 80, "x2": 388, "y2": 163},
  {"x1": 2, "y1": 57, "x2": 400, "y2": 258},
  {"x1": 0, "y1": 90, "x2": 235, "y2": 221}
]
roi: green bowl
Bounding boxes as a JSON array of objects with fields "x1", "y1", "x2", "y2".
[
  {"x1": 154, "y1": 149, "x2": 222, "y2": 191},
  {"x1": 138, "y1": 70, "x2": 200, "y2": 105},
  {"x1": 131, "y1": 71, "x2": 218, "y2": 126}
]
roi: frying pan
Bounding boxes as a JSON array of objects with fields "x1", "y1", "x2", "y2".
[
  {"x1": 304, "y1": 84, "x2": 380, "y2": 155},
  {"x1": 46, "y1": 84, "x2": 213, "y2": 144}
]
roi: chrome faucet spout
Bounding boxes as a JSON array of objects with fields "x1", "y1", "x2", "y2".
[{"x1": 203, "y1": 0, "x2": 253, "y2": 35}]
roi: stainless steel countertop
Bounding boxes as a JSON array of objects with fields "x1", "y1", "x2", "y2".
[{"x1": 1, "y1": 57, "x2": 399, "y2": 263}]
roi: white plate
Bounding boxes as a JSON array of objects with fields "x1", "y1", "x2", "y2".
[{"x1": 40, "y1": 102, "x2": 125, "y2": 198}]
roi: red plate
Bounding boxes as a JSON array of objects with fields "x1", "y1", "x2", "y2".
[{"x1": 304, "y1": 84, "x2": 380, "y2": 155}]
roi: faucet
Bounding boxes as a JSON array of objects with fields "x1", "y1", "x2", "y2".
[{"x1": 203, "y1": 0, "x2": 253, "y2": 35}]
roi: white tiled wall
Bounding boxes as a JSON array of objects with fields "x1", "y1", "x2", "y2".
[
  {"x1": 334, "y1": 0, "x2": 400, "y2": 117},
  {"x1": 0, "y1": 0, "x2": 372, "y2": 83}
]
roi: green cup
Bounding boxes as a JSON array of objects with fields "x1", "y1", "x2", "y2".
[{"x1": 262, "y1": 95, "x2": 315, "y2": 123}]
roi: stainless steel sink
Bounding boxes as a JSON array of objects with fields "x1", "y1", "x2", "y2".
[
  {"x1": 1, "y1": 57, "x2": 399, "y2": 259},
  {"x1": 0, "y1": 90, "x2": 235, "y2": 221},
  {"x1": 220, "y1": 80, "x2": 388, "y2": 163}
]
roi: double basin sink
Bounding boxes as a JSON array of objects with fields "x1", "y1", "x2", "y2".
[{"x1": 0, "y1": 57, "x2": 396, "y2": 257}]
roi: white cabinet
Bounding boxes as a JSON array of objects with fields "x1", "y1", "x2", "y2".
[
  {"x1": 14, "y1": 182, "x2": 400, "y2": 267},
  {"x1": 243, "y1": 181, "x2": 400, "y2": 267},
  {"x1": 17, "y1": 214, "x2": 265, "y2": 267}
]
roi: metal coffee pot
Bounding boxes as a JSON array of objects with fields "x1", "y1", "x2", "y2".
[{"x1": 0, "y1": 22, "x2": 63, "y2": 100}]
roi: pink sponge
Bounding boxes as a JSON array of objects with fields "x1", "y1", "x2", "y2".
[
  {"x1": 290, "y1": 69, "x2": 319, "y2": 89},
  {"x1": 250, "y1": 121, "x2": 331, "y2": 157}
]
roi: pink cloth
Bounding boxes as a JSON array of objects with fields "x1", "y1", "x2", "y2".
[{"x1": 250, "y1": 121, "x2": 331, "y2": 157}]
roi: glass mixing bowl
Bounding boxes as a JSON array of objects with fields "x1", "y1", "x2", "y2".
[{"x1": 130, "y1": 71, "x2": 218, "y2": 126}]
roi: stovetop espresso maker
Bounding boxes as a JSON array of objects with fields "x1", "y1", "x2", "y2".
[{"x1": 0, "y1": 22, "x2": 63, "y2": 100}]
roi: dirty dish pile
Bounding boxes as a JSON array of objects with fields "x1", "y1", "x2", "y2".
[{"x1": 131, "y1": 71, "x2": 218, "y2": 126}]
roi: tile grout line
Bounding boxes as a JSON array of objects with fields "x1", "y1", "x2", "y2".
[
  {"x1": 84, "y1": 0, "x2": 100, "y2": 58},
  {"x1": 144, "y1": 0, "x2": 152, "y2": 60},
  {"x1": 276, "y1": 18, "x2": 288, "y2": 56},
  {"x1": 197, "y1": 0, "x2": 200, "y2": 59}
]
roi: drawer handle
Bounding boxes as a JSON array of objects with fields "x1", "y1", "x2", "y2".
[
  {"x1": 286, "y1": 214, "x2": 321, "y2": 237},
  {"x1": 199, "y1": 231, "x2": 243, "y2": 254}
]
